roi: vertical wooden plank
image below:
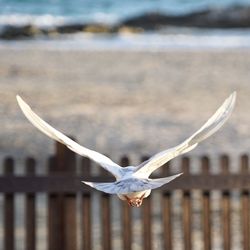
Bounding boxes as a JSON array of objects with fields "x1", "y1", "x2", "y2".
[
  {"x1": 120, "y1": 156, "x2": 132, "y2": 250},
  {"x1": 221, "y1": 155, "x2": 231, "y2": 250},
  {"x1": 59, "y1": 140, "x2": 77, "y2": 250},
  {"x1": 64, "y1": 192, "x2": 77, "y2": 250},
  {"x1": 81, "y1": 157, "x2": 92, "y2": 250},
  {"x1": 100, "y1": 159, "x2": 112, "y2": 250},
  {"x1": 141, "y1": 156, "x2": 152, "y2": 250},
  {"x1": 48, "y1": 140, "x2": 77, "y2": 250},
  {"x1": 4, "y1": 157, "x2": 14, "y2": 250},
  {"x1": 201, "y1": 156, "x2": 211, "y2": 250},
  {"x1": 182, "y1": 157, "x2": 192, "y2": 250},
  {"x1": 240, "y1": 154, "x2": 249, "y2": 250},
  {"x1": 25, "y1": 157, "x2": 36, "y2": 250},
  {"x1": 161, "y1": 162, "x2": 173, "y2": 250},
  {"x1": 48, "y1": 156, "x2": 63, "y2": 250}
]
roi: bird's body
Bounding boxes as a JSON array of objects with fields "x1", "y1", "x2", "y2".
[{"x1": 16, "y1": 92, "x2": 236, "y2": 207}]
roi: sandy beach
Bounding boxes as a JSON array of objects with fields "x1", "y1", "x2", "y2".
[{"x1": 0, "y1": 48, "x2": 250, "y2": 166}]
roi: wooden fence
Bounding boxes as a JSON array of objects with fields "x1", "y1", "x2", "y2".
[{"x1": 1, "y1": 142, "x2": 250, "y2": 250}]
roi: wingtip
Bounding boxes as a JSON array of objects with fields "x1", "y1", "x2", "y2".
[
  {"x1": 231, "y1": 91, "x2": 237, "y2": 100},
  {"x1": 16, "y1": 95, "x2": 25, "y2": 106},
  {"x1": 81, "y1": 181, "x2": 94, "y2": 187},
  {"x1": 229, "y1": 91, "x2": 237, "y2": 108},
  {"x1": 16, "y1": 95, "x2": 21, "y2": 102},
  {"x1": 16, "y1": 95, "x2": 31, "y2": 111}
]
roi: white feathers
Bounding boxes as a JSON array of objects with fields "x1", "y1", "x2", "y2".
[
  {"x1": 16, "y1": 95, "x2": 123, "y2": 179},
  {"x1": 17, "y1": 92, "x2": 236, "y2": 196},
  {"x1": 82, "y1": 173, "x2": 182, "y2": 194},
  {"x1": 133, "y1": 92, "x2": 236, "y2": 177}
]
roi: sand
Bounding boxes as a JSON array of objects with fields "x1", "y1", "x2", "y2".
[{"x1": 0, "y1": 48, "x2": 250, "y2": 166}]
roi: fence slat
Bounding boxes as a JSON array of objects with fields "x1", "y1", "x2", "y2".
[
  {"x1": 62, "y1": 146, "x2": 77, "y2": 250},
  {"x1": 182, "y1": 157, "x2": 192, "y2": 250},
  {"x1": 48, "y1": 156, "x2": 64, "y2": 250},
  {"x1": 48, "y1": 140, "x2": 77, "y2": 250},
  {"x1": 143, "y1": 196, "x2": 152, "y2": 250},
  {"x1": 120, "y1": 156, "x2": 132, "y2": 250},
  {"x1": 81, "y1": 157, "x2": 92, "y2": 250},
  {"x1": 141, "y1": 156, "x2": 152, "y2": 250},
  {"x1": 221, "y1": 155, "x2": 231, "y2": 250},
  {"x1": 101, "y1": 164, "x2": 112, "y2": 250},
  {"x1": 4, "y1": 157, "x2": 15, "y2": 250},
  {"x1": 201, "y1": 156, "x2": 211, "y2": 250},
  {"x1": 240, "y1": 154, "x2": 249, "y2": 250},
  {"x1": 161, "y1": 162, "x2": 173, "y2": 250},
  {"x1": 25, "y1": 157, "x2": 36, "y2": 250}
]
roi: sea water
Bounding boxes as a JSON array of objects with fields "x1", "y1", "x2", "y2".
[
  {"x1": 0, "y1": 0, "x2": 250, "y2": 26},
  {"x1": 1, "y1": 1, "x2": 250, "y2": 51}
]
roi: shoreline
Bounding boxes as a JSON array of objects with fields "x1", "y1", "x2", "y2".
[
  {"x1": 1, "y1": 5, "x2": 250, "y2": 40},
  {"x1": 1, "y1": 30, "x2": 250, "y2": 51}
]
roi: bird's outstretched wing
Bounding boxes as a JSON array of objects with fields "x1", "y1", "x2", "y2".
[
  {"x1": 134, "y1": 92, "x2": 236, "y2": 178},
  {"x1": 82, "y1": 173, "x2": 182, "y2": 194},
  {"x1": 16, "y1": 95, "x2": 123, "y2": 179}
]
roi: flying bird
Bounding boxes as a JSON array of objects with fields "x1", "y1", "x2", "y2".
[{"x1": 16, "y1": 92, "x2": 236, "y2": 207}]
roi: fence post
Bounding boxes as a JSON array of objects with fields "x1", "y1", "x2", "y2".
[
  {"x1": 81, "y1": 157, "x2": 92, "y2": 250},
  {"x1": 120, "y1": 155, "x2": 132, "y2": 250},
  {"x1": 25, "y1": 157, "x2": 36, "y2": 250},
  {"x1": 161, "y1": 162, "x2": 173, "y2": 250},
  {"x1": 4, "y1": 157, "x2": 14, "y2": 250},
  {"x1": 182, "y1": 157, "x2": 192, "y2": 250},
  {"x1": 201, "y1": 156, "x2": 211, "y2": 250},
  {"x1": 221, "y1": 155, "x2": 231, "y2": 250},
  {"x1": 141, "y1": 156, "x2": 152, "y2": 250},
  {"x1": 100, "y1": 156, "x2": 113, "y2": 250},
  {"x1": 48, "y1": 140, "x2": 77, "y2": 250},
  {"x1": 240, "y1": 154, "x2": 249, "y2": 250}
]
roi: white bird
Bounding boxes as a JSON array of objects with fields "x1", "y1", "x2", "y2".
[{"x1": 16, "y1": 92, "x2": 236, "y2": 207}]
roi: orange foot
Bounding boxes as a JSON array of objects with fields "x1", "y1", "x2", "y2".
[{"x1": 124, "y1": 193, "x2": 145, "y2": 207}]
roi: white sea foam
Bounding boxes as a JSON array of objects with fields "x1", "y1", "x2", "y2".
[
  {"x1": 1, "y1": 28, "x2": 250, "y2": 50},
  {"x1": 0, "y1": 14, "x2": 67, "y2": 27}
]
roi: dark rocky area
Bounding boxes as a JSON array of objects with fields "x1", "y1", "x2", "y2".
[{"x1": 1, "y1": 5, "x2": 250, "y2": 40}]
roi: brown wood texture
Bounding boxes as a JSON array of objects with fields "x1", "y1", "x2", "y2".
[
  {"x1": 182, "y1": 157, "x2": 192, "y2": 250},
  {"x1": 81, "y1": 157, "x2": 92, "y2": 250},
  {"x1": 100, "y1": 163, "x2": 112, "y2": 250},
  {"x1": 161, "y1": 162, "x2": 173, "y2": 250},
  {"x1": 120, "y1": 156, "x2": 132, "y2": 250},
  {"x1": 201, "y1": 156, "x2": 212, "y2": 250},
  {"x1": 221, "y1": 155, "x2": 231, "y2": 250},
  {"x1": 4, "y1": 157, "x2": 14, "y2": 250},
  {"x1": 48, "y1": 140, "x2": 77, "y2": 250},
  {"x1": 25, "y1": 157, "x2": 36, "y2": 250},
  {"x1": 2, "y1": 174, "x2": 250, "y2": 193},
  {"x1": 2, "y1": 150, "x2": 250, "y2": 250},
  {"x1": 141, "y1": 156, "x2": 152, "y2": 250},
  {"x1": 240, "y1": 155, "x2": 250, "y2": 250},
  {"x1": 48, "y1": 156, "x2": 64, "y2": 250}
]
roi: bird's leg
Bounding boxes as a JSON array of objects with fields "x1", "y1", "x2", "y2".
[{"x1": 124, "y1": 193, "x2": 146, "y2": 207}]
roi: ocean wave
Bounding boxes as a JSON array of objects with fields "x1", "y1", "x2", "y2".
[
  {"x1": 0, "y1": 14, "x2": 72, "y2": 27},
  {"x1": 1, "y1": 30, "x2": 250, "y2": 50}
]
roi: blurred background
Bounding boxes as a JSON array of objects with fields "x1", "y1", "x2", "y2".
[
  {"x1": 1, "y1": 0, "x2": 250, "y2": 250},
  {"x1": 0, "y1": 0, "x2": 250, "y2": 160}
]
